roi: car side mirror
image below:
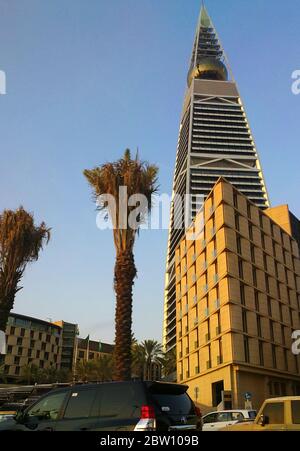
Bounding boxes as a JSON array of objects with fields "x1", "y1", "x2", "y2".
[{"x1": 258, "y1": 414, "x2": 269, "y2": 426}]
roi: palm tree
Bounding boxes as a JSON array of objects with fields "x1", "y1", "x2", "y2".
[
  {"x1": 84, "y1": 150, "x2": 158, "y2": 381},
  {"x1": 131, "y1": 342, "x2": 146, "y2": 379},
  {"x1": 159, "y1": 347, "x2": 177, "y2": 378},
  {"x1": 140, "y1": 340, "x2": 163, "y2": 380},
  {"x1": 94, "y1": 355, "x2": 114, "y2": 382},
  {"x1": 0, "y1": 207, "x2": 50, "y2": 333},
  {"x1": 21, "y1": 364, "x2": 42, "y2": 384},
  {"x1": 75, "y1": 360, "x2": 96, "y2": 382}
]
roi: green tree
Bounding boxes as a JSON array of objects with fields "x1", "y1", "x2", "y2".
[
  {"x1": 94, "y1": 355, "x2": 114, "y2": 382},
  {"x1": 84, "y1": 150, "x2": 158, "y2": 381},
  {"x1": 159, "y1": 347, "x2": 177, "y2": 378},
  {"x1": 75, "y1": 360, "x2": 96, "y2": 382},
  {"x1": 21, "y1": 364, "x2": 42, "y2": 384},
  {"x1": 140, "y1": 340, "x2": 163, "y2": 380},
  {"x1": 0, "y1": 207, "x2": 50, "y2": 333}
]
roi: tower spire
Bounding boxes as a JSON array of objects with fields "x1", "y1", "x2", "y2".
[{"x1": 188, "y1": 2, "x2": 229, "y2": 87}]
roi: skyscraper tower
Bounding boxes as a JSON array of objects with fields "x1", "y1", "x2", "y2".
[{"x1": 163, "y1": 5, "x2": 270, "y2": 351}]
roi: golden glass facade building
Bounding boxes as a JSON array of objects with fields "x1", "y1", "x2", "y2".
[
  {"x1": 164, "y1": 5, "x2": 269, "y2": 351},
  {"x1": 176, "y1": 178, "x2": 300, "y2": 411}
]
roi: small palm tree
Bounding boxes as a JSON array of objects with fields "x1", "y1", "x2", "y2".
[
  {"x1": 75, "y1": 360, "x2": 96, "y2": 382},
  {"x1": 159, "y1": 347, "x2": 177, "y2": 378},
  {"x1": 21, "y1": 363, "x2": 42, "y2": 384},
  {"x1": 141, "y1": 340, "x2": 163, "y2": 380},
  {"x1": 131, "y1": 342, "x2": 146, "y2": 379},
  {"x1": 0, "y1": 207, "x2": 50, "y2": 333},
  {"x1": 95, "y1": 355, "x2": 114, "y2": 381},
  {"x1": 84, "y1": 150, "x2": 158, "y2": 381}
]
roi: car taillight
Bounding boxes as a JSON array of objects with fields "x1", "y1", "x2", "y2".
[
  {"x1": 195, "y1": 406, "x2": 202, "y2": 417},
  {"x1": 141, "y1": 405, "x2": 155, "y2": 419}
]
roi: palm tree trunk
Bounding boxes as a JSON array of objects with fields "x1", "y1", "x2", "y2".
[
  {"x1": 113, "y1": 250, "x2": 136, "y2": 381},
  {"x1": 0, "y1": 285, "x2": 17, "y2": 332}
]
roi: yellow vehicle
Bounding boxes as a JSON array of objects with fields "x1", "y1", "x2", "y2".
[{"x1": 222, "y1": 397, "x2": 300, "y2": 431}]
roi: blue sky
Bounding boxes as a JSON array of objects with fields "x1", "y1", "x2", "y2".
[{"x1": 0, "y1": 0, "x2": 299, "y2": 344}]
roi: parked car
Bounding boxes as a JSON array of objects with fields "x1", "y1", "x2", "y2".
[
  {"x1": 0, "y1": 409, "x2": 17, "y2": 423},
  {"x1": 221, "y1": 397, "x2": 300, "y2": 431},
  {"x1": 202, "y1": 409, "x2": 256, "y2": 431},
  {"x1": 0, "y1": 381, "x2": 202, "y2": 431}
]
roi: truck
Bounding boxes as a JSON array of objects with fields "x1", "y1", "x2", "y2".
[{"x1": 221, "y1": 396, "x2": 300, "y2": 431}]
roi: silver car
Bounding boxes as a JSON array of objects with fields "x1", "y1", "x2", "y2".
[{"x1": 202, "y1": 409, "x2": 257, "y2": 431}]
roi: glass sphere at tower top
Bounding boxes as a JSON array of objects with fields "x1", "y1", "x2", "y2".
[{"x1": 187, "y1": 57, "x2": 228, "y2": 87}]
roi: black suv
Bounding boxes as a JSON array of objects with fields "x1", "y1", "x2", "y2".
[{"x1": 0, "y1": 381, "x2": 202, "y2": 431}]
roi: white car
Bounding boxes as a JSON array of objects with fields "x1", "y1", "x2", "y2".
[{"x1": 202, "y1": 409, "x2": 257, "y2": 431}]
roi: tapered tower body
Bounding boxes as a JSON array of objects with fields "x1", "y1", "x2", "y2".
[{"x1": 163, "y1": 6, "x2": 269, "y2": 351}]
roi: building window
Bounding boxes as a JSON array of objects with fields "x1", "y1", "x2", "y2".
[
  {"x1": 252, "y1": 267, "x2": 257, "y2": 287},
  {"x1": 270, "y1": 320, "x2": 274, "y2": 342},
  {"x1": 244, "y1": 337, "x2": 250, "y2": 363},
  {"x1": 15, "y1": 366, "x2": 20, "y2": 375},
  {"x1": 242, "y1": 310, "x2": 248, "y2": 333},
  {"x1": 45, "y1": 352, "x2": 49, "y2": 360},
  {"x1": 261, "y1": 233, "x2": 265, "y2": 250},
  {"x1": 255, "y1": 291, "x2": 259, "y2": 312},
  {"x1": 267, "y1": 297, "x2": 272, "y2": 317},
  {"x1": 18, "y1": 347, "x2": 23, "y2": 356},
  {"x1": 30, "y1": 340, "x2": 35, "y2": 348},
  {"x1": 238, "y1": 259, "x2": 244, "y2": 279},
  {"x1": 249, "y1": 225, "x2": 253, "y2": 241},
  {"x1": 20, "y1": 328, "x2": 25, "y2": 337},
  {"x1": 240, "y1": 283, "x2": 245, "y2": 306},
  {"x1": 42, "y1": 342, "x2": 46, "y2": 351},
  {"x1": 7, "y1": 345, "x2": 12, "y2": 354},
  {"x1": 17, "y1": 337, "x2": 23, "y2": 346},
  {"x1": 250, "y1": 244, "x2": 255, "y2": 262},
  {"x1": 28, "y1": 349, "x2": 32, "y2": 357},
  {"x1": 235, "y1": 213, "x2": 240, "y2": 231},
  {"x1": 46, "y1": 335, "x2": 51, "y2": 343},
  {"x1": 265, "y1": 275, "x2": 270, "y2": 294},
  {"x1": 259, "y1": 341, "x2": 264, "y2": 366},
  {"x1": 257, "y1": 316, "x2": 262, "y2": 337},
  {"x1": 233, "y1": 193, "x2": 238, "y2": 208},
  {"x1": 39, "y1": 332, "x2": 43, "y2": 340},
  {"x1": 272, "y1": 345, "x2": 277, "y2": 368},
  {"x1": 237, "y1": 236, "x2": 241, "y2": 255},
  {"x1": 247, "y1": 202, "x2": 251, "y2": 220},
  {"x1": 30, "y1": 330, "x2": 34, "y2": 339},
  {"x1": 14, "y1": 356, "x2": 20, "y2": 365},
  {"x1": 36, "y1": 350, "x2": 40, "y2": 358},
  {"x1": 10, "y1": 326, "x2": 15, "y2": 335}
]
